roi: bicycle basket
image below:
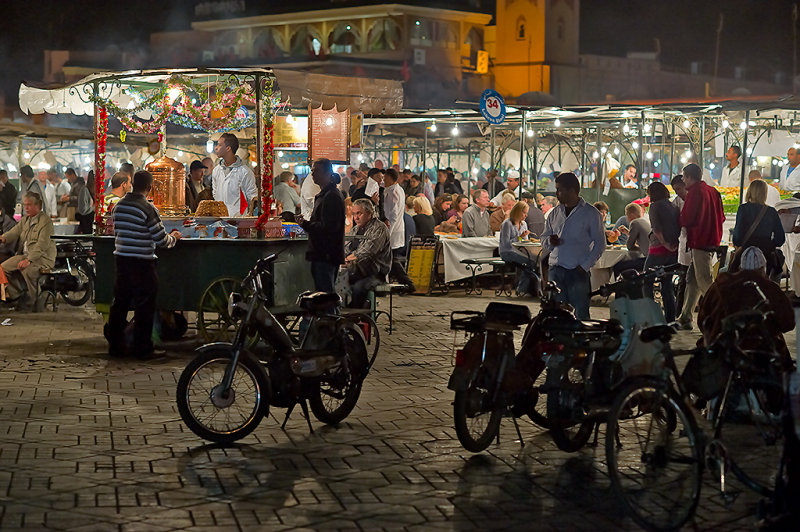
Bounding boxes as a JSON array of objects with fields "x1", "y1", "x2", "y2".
[{"x1": 682, "y1": 347, "x2": 729, "y2": 400}]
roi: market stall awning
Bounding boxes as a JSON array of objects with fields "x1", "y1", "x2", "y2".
[{"x1": 19, "y1": 67, "x2": 403, "y2": 117}]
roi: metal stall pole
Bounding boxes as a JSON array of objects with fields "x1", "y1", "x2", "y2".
[
  {"x1": 422, "y1": 123, "x2": 428, "y2": 177},
  {"x1": 669, "y1": 122, "x2": 676, "y2": 179},
  {"x1": 638, "y1": 111, "x2": 645, "y2": 189},
  {"x1": 661, "y1": 113, "x2": 667, "y2": 182},
  {"x1": 490, "y1": 125, "x2": 495, "y2": 170},
  {"x1": 739, "y1": 110, "x2": 750, "y2": 205},
  {"x1": 580, "y1": 129, "x2": 587, "y2": 184},
  {"x1": 595, "y1": 127, "x2": 603, "y2": 200},
  {"x1": 699, "y1": 114, "x2": 705, "y2": 171},
  {"x1": 532, "y1": 126, "x2": 538, "y2": 198},
  {"x1": 519, "y1": 111, "x2": 526, "y2": 200}
]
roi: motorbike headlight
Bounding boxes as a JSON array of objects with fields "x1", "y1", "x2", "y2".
[{"x1": 228, "y1": 292, "x2": 243, "y2": 318}]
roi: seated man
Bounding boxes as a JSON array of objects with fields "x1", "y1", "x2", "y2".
[
  {"x1": 489, "y1": 192, "x2": 516, "y2": 233},
  {"x1": 0, "y1": 192, "x2": 56, "y2": 310},
  {"x1": 612, "y1": 203, "x2": 651, "y2": 276},
  {"x1": 698, "y1": 246, "x2": 794, "y2": 367},
  {"x1": 344, "y1": 199, "x2": 392, "y2": 308}
]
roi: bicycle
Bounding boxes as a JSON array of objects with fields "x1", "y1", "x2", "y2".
[{"x1": 605, "y1": 281, "x2": 790, "y2": 531}]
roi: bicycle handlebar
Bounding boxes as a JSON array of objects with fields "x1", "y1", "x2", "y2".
[{"x1": 590, "y1": 264, "x2": 681, "y2": 297}]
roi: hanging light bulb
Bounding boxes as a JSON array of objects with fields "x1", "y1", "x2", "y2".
[
  {"x1": 622, "y1": 123, "x2": 630, "y2": 133},
  {"x1": 613, "y1": 147, "x2": 620, "y2": 155},
  {"x1": 527, "y1": 129, "x2": 534, "y2": 137},
  {"x1": 722, "y1": 119, "x2": 730, "y2": 129},
  {"x1": 592, "y1": 151, "x2": 599, "y2": 159},
  {"x1": 632, "y1": 141, "x2": 639, "y2": 149},
  {"x1": 740, "y1": 121, "x2": 748, "y2": 130},
  {"x1": 23, "y1": 152, "x2": 30, "y2": 159},
  {"x1": 644, "y1": 123, "x2": 651, "y2": 133},
  {"x1": 645, "y1": 150, "x2": 653, "y2": 159},
  {"x1": 600, "y1": 146, "x2": 607, "y2": 154},
  {"x1": 772, "y1": 159, "x2": 778, "y2": 166},
  {"x1": 358, "y1": 153, "x2": 364, "y2": 161},
  {"x1": 554, "y1": 118, "x2": 561, "y2": 127},
  {"x1": 683, "y1": 119, "x2": 690, "y2": 128},
  {"x1": 680, "y1": 156, "x2": 687, "y2": 164},
  {"x1": 452, "y1": 124, "x2": 459, "y2": 136},
  {"x1": 430, "y1": 121, "x2": 437, "y2": 132},
  {"x1": 206, "y1": 140, "x2": 214, "y2": 153},
  {"x1": 685, "y1": 149, "x2": 692, "y2": 157},
  {"x1": 709, "y1": 162, "x2": 716, "y2": 169}
]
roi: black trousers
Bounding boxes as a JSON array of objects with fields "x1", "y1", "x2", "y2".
[
  {"x1": 76, "y1": 212, "x2": 93, "y2": 235},
  {"x1": 108, "y1": 256, "x2": 158, "y2": 356},
  {"x1": 390, "y1": 248, "x2": 413, "y2": 286}
]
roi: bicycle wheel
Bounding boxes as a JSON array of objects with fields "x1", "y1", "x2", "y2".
[
  {"x1": 176, "y1": 348, "x2": 270, "y2": 444},
  {"x1": 309, "y1": 325, "x2": 368, "y2": 425},
  {"x1": 453, "y1": 365, "x2": 503, "y2": 453},
  {"x1": 546, "y1": 362, "x2": 595, "y2": 452},
  {"x1": 527, "y1": 369, "x2": 551, "y2": 429},
  {"x1": 606, "y1": 378, "x2": 702, "y2": 532}
]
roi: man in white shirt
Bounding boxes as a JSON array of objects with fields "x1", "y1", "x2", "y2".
[
  {"x1": 718, "y1": 146, "x2": 742, "y2": 187},
  {"x1": 780, "y1": 147, "x2": 800, "y2": 191},
  {"x1": 49, "y1": 169, "x2": 71, "y2": 217},
  {"x1": 744, "y1": 170, "x2": 780, "y2": 207},
  {"x1": 38, "y1": 172, "x2": 57, "y2": 217},
  {"x1": 490, "y1": 172, "x2": 520, "y2": 206},
  {"x1": 211, "y1": 133, "x2": 257, "y2": 217},
  {"x1": 383, "y1": 168, "x2": 414, "y2": 290}
]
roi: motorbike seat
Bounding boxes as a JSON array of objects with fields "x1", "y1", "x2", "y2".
[
  {"x1": 639, "y1": 324, "x2": 676, "y2": 344},
  {"x1": 548, "y1": 318, "x2": 622, "y2": 335},
  {"x1": 297, "y1": 291, "x2": 341, "y2": 312},
  {"x1": 485, "y1": 302, "x2": 531, "y2": 326}
]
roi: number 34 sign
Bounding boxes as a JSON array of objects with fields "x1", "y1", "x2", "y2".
[{"x1": 480, "y1": 89, "x2": 506, "y2": 125}]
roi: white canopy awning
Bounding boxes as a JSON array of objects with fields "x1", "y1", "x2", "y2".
[{"x1": 19, "y1": 67, "x2": 403, "y2": 118}]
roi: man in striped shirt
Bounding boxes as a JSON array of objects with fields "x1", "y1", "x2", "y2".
[{"x1": 106, "y1": 170, "x2": 182, "y2": 359}]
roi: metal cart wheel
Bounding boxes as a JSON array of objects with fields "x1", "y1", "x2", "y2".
[{"x1": 197, "y1": 277, "x2": 244, "y2": 343}]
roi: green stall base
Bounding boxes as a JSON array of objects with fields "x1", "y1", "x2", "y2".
[{"x1": 88, "y1": 236, "x2": 314, "y2": 311}]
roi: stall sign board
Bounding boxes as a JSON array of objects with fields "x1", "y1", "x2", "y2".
[
  {"x1": 308, "y1": 106, "x2": 350, "y2": 164},
  {"x1": 407, "y1": 236, "x2": 438, "y2": 294},
  {"x1": 274, "y1": 115, "x2": 308, "y2": 148},
  {"x1": 480, "y1": 89, "x2": 506, "y2": 125}
]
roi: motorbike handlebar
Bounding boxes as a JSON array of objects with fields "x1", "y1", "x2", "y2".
[{"x1": 590, "y1": 264, "x2": 681, "y2": 297}]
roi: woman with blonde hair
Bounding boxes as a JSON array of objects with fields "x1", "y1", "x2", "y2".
[
  {"x1": 412, "y1": 196, "x2": 435, "y2": 236},
  {"x1": 499, "y1": 201, "x2": 537, "y2": 296},
  {"x1": 730, "y1": 179, "x2": 784, "y2": 277}
]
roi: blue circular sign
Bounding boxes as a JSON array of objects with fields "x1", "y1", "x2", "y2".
[{"x1": 480, "y1": 89, "x2": 506, "y2": 125}]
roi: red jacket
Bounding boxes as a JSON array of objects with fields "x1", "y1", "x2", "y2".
[{"x1": 680, "y1": 181, "x2": 724, "y2": 249}]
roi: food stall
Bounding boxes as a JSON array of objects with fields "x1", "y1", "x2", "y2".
[{"x1": 19, "y1": 67, "x2": 403, "y2": 338}]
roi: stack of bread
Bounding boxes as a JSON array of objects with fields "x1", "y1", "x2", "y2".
[{"x1": 195, "y1": 200, "x2": 228, "y2": 217}]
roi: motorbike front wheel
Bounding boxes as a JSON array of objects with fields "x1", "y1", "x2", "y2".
[
  {"x1": 176, "y1": 348, "x2": 271, "y2": 444},
  {"x1": 453, "y1": 367, "x2": 503, "y2": 452},
  {"x1": 309, "y1": 326, "x2": 368, "y2": 425},
  {"x1": 546, "y1": 362, "x2": 595, "y2": 452},
  {"x1": 60, "y1": 262, "x2": 94, "y2": 306}
]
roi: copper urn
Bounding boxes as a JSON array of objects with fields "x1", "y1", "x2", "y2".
[{"x1": 145, "y1": 156, "x2": 186, "y2": 216}]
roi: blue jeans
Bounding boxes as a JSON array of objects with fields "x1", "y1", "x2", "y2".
[
  {"x1": 550, "y1": 265, "x2": 592, "y2": 319},
  {"x1": 310, "y1": 261, "x2": 338, "y2": 293},
  {"x1": 643, "y1": 253, "x2": 678, "y2": 322},
  {"x1": 500, "y1": 250, "x2": 537, "y2": 295}
]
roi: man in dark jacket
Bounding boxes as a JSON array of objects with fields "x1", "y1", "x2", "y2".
[
  {"x1": 185, "y1": 160, "x2": 207, "y2": 213},
  {"x1": 0, "y1": 170, "x2": 17, "y2": 216},
  {"x1": 677, "y1": 163, "x2": 724, "y2": 330},
  {"x1": 345, "y1": 199, "x2": 391, "y2": 308},
  {"x1": 297, "y1": 158, "x2": 345, "y2": 293}
]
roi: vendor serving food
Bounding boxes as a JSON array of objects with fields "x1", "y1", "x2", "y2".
[{"x1": 211, "y1": 133, "x2": 257, "y2": 217}]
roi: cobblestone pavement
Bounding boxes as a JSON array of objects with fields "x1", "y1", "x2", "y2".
[{"x1": 0, "y1": 291, "x2": 793, "y2": 531}]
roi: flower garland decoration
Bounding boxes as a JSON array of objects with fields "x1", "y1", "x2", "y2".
[
  {"x1": 255, "y1": 79, "x2": 280, "y2": 231},
  {"x1": 94, "y1": 106, "x2": 108, "y2": 231},
  {"x1": 92, "y1": 75, "x2": 258, "y2": 134}
]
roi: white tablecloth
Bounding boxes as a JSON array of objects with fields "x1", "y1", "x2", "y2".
[
  {"x1": 53, "y1": 222, "x2": 79, "y2": 235},
  {"x1": 440, "y1": 236, "x2": 500, "y2": 283},
  {"x1": 590, "y1": 248, "x2": 631, "y2": 290}
]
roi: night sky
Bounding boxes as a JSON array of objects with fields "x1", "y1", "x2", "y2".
[{"x1": 1, "y1": 0, "x2": 797, "y2": 103}]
